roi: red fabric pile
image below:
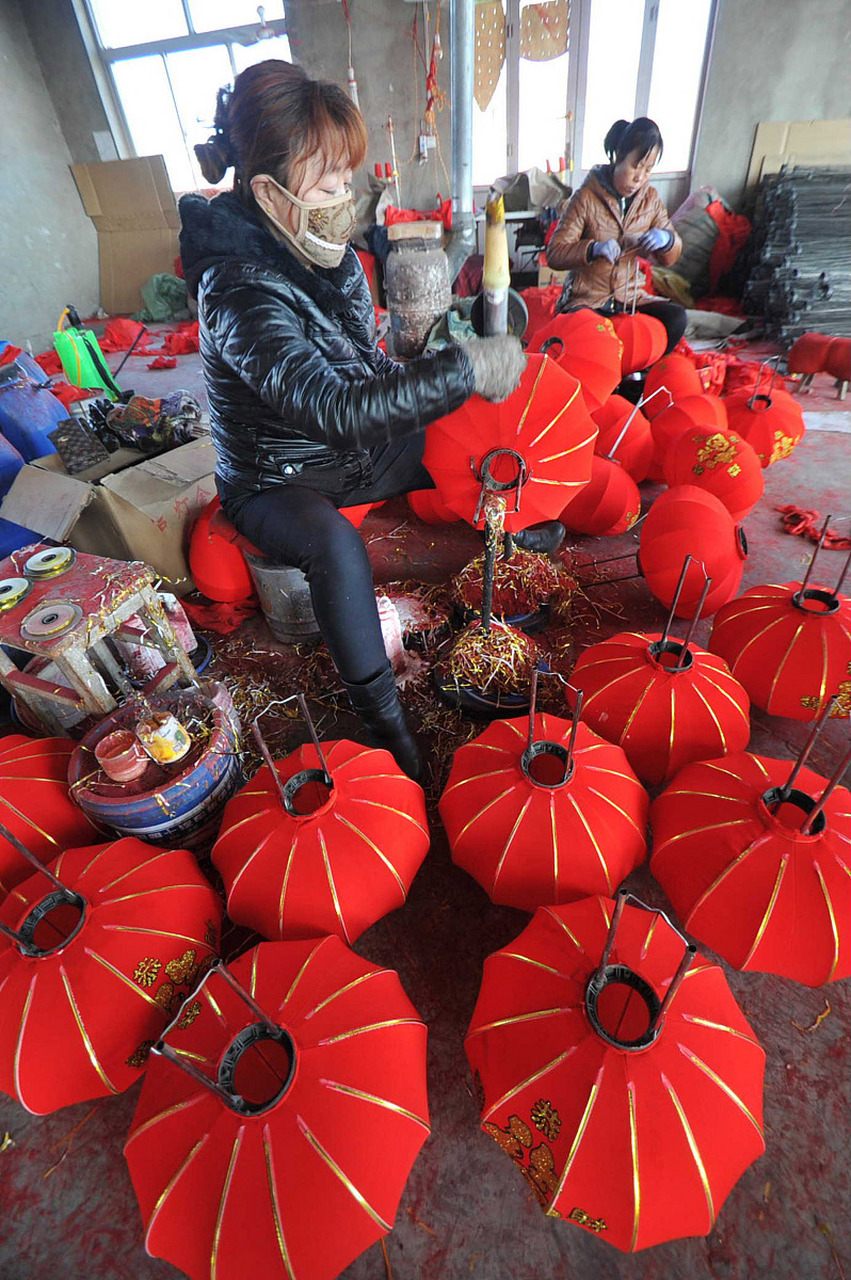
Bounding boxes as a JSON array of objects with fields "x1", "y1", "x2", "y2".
[
  {"x1": 147, "y1": 356, "x2": 178, "y2": 370},
  {"x1": 384, "y1": 198, "x2": 453, "y2": 231},
  {"x1": 33, "y1": 349, "x2": 63, "y2": 375},
  {"x1": 777, "y1": 506, "x2": 851, "y2": 551},
  {"x1": 672, "y1": 339, "x2": 788, "y2": 398},
  {"x1": 99, "y1": 318, "x2": 152, "y2": 353},
  {"x1": 162, "y1": 322, "x2": 200, "y2": 355},
  {"x1": 50, "y1": 382, "x2": 99, "y2": 409},
  {"x1": 180, "y1": 596, "x2": 260, "y2": 634},
  {"x1": 520, "y1": 284, "x2": 563, "y2": 341},
  {"x1": 705, "y1": 200, "x2": 751, "y2": 294},
  {"x1": 0, "y1": 344, "x2": 22, "y2": 366}
]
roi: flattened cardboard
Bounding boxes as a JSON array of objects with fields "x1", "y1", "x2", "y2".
[{"x1": 70, "y1": 156, "x2": 181, "y2": 315}]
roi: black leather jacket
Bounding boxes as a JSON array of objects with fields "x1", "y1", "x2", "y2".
[{"x1": 178, "y1": 192, "x2": 475, "y2": 501}]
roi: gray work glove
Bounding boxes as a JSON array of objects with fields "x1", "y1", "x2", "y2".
[
  {"x1": 464, "y1": 334, "x2": 527, "y2": 402},
  {"x1": 591, "y1": 238, "x2": 622, "y2": 263}
]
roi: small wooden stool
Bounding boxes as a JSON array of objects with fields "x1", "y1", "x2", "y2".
[{"x1": 0, "y1": 544, "x2": 198, "y2": 735}]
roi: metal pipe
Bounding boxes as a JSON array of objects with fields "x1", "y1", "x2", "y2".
[
  {"x1": 566, "y1": 686, "x2": 584, "y2": 773},
  {"x1": 597, "y1": 888, "x2": 628, "y2": 972},
  {"x1": 660, "y1": 556, "x2": 693, "y2": 648},
  {"x1": 657, "y1": 944, "x2": 698, "y2": 1020},
  {"x1": 252, "y1": 720, "x2": 289, "y2": 809},
  {"x1": 798, "y1": 515, "x2": 831, "y2": 594},
  {"x1": 0, "y1": 819, "x2": 79, "y2": 897},
  {"x1": 800, "y1": 749, "x2": 851, "y2": 834},
  {"x1": 833, "y1": 543, "x2": 851, "y2": 597},
  {"x1": 527, "y1": 666, "x2": 541, "y2": 754},
  {"x1": 446, "y1": 0, "x2": 476, "y2": 282},
  {"x1": 776, "y1": 696, "x2": 838, "y2": 807},
  {"x1": 674, "y1": 573, "x2": 712, "y2": 670}
]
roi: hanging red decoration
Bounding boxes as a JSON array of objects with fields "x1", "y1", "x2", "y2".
[
  {"x1": 0, "y1": 735, "x2": 101, "y2": 899},
  {"x1": 423, "y1": 353, "x2": 598, "y2": 532},
  {"x1": 465, "y1": 892, "x2": 765, "y2": 1250},
  {"x1": 125, "y1": 937, "x2": 429, "y2": 1280},
  {"x1": 407, "y1": 486, "x2": 461, "y2": 524},
  {"x1": 559, "y1": 455, "x2": 641, "y2": 537},
  {"x1": 212, "y1": 738, "x2": 429, "y2": 945},
  {"x1": 648, "y1": 394, "x2": 729, "y2": 481},
  {"x1": 0, "y1": 836, "x2": 222, "y2": 1115},
  {"x1": 189, "y1": 496, "x2": 254, "y2": 603},
  {"x1": 709, "y1": 580, "x2": 851, "y2": 720},
  {"x1": 570, "y1": 630, "x2": 750, "y2": 786},
  {"x1": 662, "y1": 426, "x2": 764, "y2": 524},
  {"x1": 440, "y1": 713, "x2": 648, "y2": 912},
  {"x1": 651, "y1": 752, "x2": 850, "y2": 986},
  {"x1": 591, "y1": 395, "x2": 654, "y2": 482},
  {"x1": 643, "y1": 355, "x2": 703, "y2": 416},
  {"x1": 526, "y1": 309, "x2": 623, "y2": 412},
  {"x1": 610, "y1": 312, "x2": 667, "y2": 376},
  {"x1": 723, "y1": 387, "x2": 806, "y2": 468},
  {"x1": 639, "y1": 487, "x2": 748, "y2": 618}
]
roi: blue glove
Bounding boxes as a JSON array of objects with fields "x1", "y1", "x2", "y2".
[
  {"x1": 638, "y1": 228, "x2": 673, "y2": 253},
  {"x1": 591, "y1": 238, "x2": 622, "y2": 263}
]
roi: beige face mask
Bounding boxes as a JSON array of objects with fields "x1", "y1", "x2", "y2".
[{"x1": 259, "y1": 175, "x2": 356, "y2": 268}]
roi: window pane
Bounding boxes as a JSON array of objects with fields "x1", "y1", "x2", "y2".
[
  {"x1": 187, "y1": 1, "x2": 285, "y2": 35},
  {"x1": 519, "y1": 50, "x2": 568, "y2": 174},
  {"x1": 112, "y1": 55, "x2": 196, "y2": 191},
  {"x1": 580, "y1": 0, "x2": 644, "y2": 169},
  {"x1": 88, "y1": 0, "x2": 186, "y2": 48},
  {"x1": 473, "y1": 58, "x2": 508, "y2": 187},
  {"x1": 647, "y1": 0, "x2": 712, "y2": 171},
  {"x1": 167, "y1": 46, "x2": 234, "y2": 188},
  {"x1": 232, "y1": 33, "x2": 292, "y2": 71}
]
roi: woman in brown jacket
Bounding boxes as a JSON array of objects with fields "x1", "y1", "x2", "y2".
[{"x1": 546, "y1": 118, "x2": 686, "y2": 358}]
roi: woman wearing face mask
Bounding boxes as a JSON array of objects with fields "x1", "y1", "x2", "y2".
[
  {"x1": 546, "y1": 118, "x2": 686, "y2": 356},
  {"x1": 179, "y1": 61, "x2": 529, "y2": 781}
]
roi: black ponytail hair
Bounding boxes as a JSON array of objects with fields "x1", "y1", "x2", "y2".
[{"x1": 604, "y1": 117, "x2": 664, "y2": 166}]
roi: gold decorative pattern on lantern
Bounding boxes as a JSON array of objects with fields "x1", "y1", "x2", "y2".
[
  {"x1": 165, "y1": 949, "x2": 199, "y2": 986},
  {"x1": 771, "y1": 431, "x2": 797, "y2": 464},
  {"x1": 567, "y1": 1206, "x2": 607, "y2": 1232},
  {"x1": 177, "y1": 1000, "x2": 203, "y2": 1030},
  {"x1": 531, "y1": 1098, "x2": 562, "y2": 1141},
  {"x1": 125, "y1": 1040, "x2": 154, "y2": 1068},
  {"x1": 133, "y1": 957, "x2": 162, "y2": 989},
  {"x1": 692, "y1": 432, "x2": 740, "y2": 475}
]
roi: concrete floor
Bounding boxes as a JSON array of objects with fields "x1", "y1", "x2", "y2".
[{"x1": 0, "y1": 336, "x2": 848, "y2": 1280}]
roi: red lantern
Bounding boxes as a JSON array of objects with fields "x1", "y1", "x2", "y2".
[
  {"x1": 406, "y1": 487, "x2": 460, "y2": 524},
  {"x1": 723, "y1": 387, "x2": 806, "y2": 468},
  {"x1": 527, "y1": 309, "x2": 623, "y2": 411},
  {"x1": 125, "y1": 938, "x2": 429, "y2": 1280},
  {"x1": 824, "y1": 336, "x2": 851, "y2": 382},
  {"x1": 610, "y1": 312, "x2": 667, "y2": 376},
  {"x1": 639, "y1": 487, "x2": 748, "y2": 618},
  {"x1": 0, "y1": 836, "x2": 222, "y2": 1114},
  {"x1": 212, "y1": 737, "x2": 429, "y2": 945},
  {"x1": 466, "y1": 892, "x2": 765, "y2": 1250},
  {"x1": 0, "y1": 734, "x2": 101, "y2": 899},
  {"x1": 440, "y1": 711, "x2": 648, "y2": 911},
  {"x1": 648, "y1": 395, "x2": 729, "y2": 481},
  {"x1": 560, "y1": 455, "x2": 641, "y2": 537},
  {"x1": 644, "y1": 354, "x2": 703, "y2": 414},
  {"x1": 570, "y1": 630, "x2": 750, "y2": 786},
  {"x1": 651, "y1": 751, "x2": 850, "y2": 986},
  {"x1": 786, "y1": 332, "x2": 831, "y2": 376},
  {"x1": 189, "y1": 496, "x2": 254, "y2": 603},
  {"x1": 591, "y1": 395, "x2": 653, "y2": 482},
  {"x1": 709, "y1": 579, "x2": 851, "y2": 720},
  {"x1": 339, "y1": 501, "x2": 384, "y2": 528},
  {"x1": 662, "y1": 426, "x2": 764, "y2": 523},
  {"x1": 423, "y1": 354, "x2": 598, "y2": 532}
]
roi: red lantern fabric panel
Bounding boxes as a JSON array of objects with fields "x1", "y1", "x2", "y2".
[
  {"x1": 662, "y1": 426, "x2": 765, "y2": 524},
  {"x1": 440, "y1": 715, "x2": 648, "y2": 911},
  {"x1": 651, "y1": 753, "x2": 850, "y2": 985},
  {"x1": 611, "y1": 312, "x2": 667, "y2": 376},
  {"x1": 407, "y1": 487, "x2": 461, "y2": 524},
  {"x1": 465, "y1": 896, "x2": 765, "y2": 1250},
  {"x1": 0, "y1": 838, "x2": 222, "y2": 1114},
  {"x1": 639, "y1": 487, "x2": 748, "y2": 618},
  {"x1": 526, "y1": 309, "x2": 623, "y2": 412},
  {"x1": 644, "y1": 355, "x2": 703, "y2": 415},
  {"x1": 0, "y1": 735, "x2": 101, "y2": 898},
  {"x1": 723, "y1": 388, "x2": 806, "y2": 468},
  {"x1": 189, "y1": 496, "x2": 254, "y2": 603},
  {"x1": 212, "y1": 739, "x2": 429, "y2": 945},
  {"x1": 560, "y1": 455, "x2": 641, "y2": 536},
  {"x1": 709, "y1": 582, "x2": 851, "y2": 719},
  {"x1": 592, "y1": 395, "x2": 653, "y2": 482},
  {"x1": 648, "y1": 395, "x2": 729, "y2": 481},
  {"x1": 423, "y1": 354, "x2": 598, "y2": 532},
  {"x1": 786, "y1": 332, "x2": 832, "y2": 376},
  {"x1": 571, "y1": 631, "x2": 751, "y2": 785},
  {"x1": 125, "y1": 937, "x2": 430, "y2": 1280}
]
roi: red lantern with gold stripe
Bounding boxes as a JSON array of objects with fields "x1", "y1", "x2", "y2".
[
  {"x1": 440, "y1": 704, "x2": 648, "y2": 912},
  {"x1": 212, "y1": 737, "x2": 429, "y2": 945},
  {"x1": 406, "y1": 487, "x2": 461, "y2": 524},
  {"x1": 125, "y1": 937, "x2": 430, "y2": 1280},
  {"x1": 0, "y1": 835, "x2": 222, "y2": 1115},
  {"x1": 0, "y1": 734, "x2": 101, "y2": 899},
  {"x1": 662, "y1": 426, "x2": 765, "y2": 524},
  {"x1": 527, "y1": 309, "x2": 623, "y2": 411},
  {"x1": 610, "y1": 312, "x2": 667, "y2": 376},
  {"x1": 570, "y1": 629, "x2": 750, "y2": 786},
  {"x1": 591, "y1": 395, "x2": 654, "y2": 482},
  {"x1": 651, "y1": 750, "x2": 850, "y2": 986},
  {"x1": 723, "y1": 387, "x2": 806, "y2": 468},
  {"x1": 639, "y1": 487, "x2": 748, "y2": 618},
  {"x1": 644, "y1": 354, "x2": 703, "y2": 415},
  {"x1": 647, "y1": 395, "x2": 729, "y2": 482},
  {"x1": 709, "y1": 574, "x2": 851, "y2": 720},
  {"x1": 559, "y1": 455, "x2": 641, "y2": 537},
  {"x1": 786, "y1": 332, "x2": 831, "y2": 376},
  {"x1": 465, "y1": 891, "x2": 765, "y2": 1250}
]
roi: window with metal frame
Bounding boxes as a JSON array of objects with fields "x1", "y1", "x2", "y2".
[
  {"x1": 74, "y1": 0, "x2": 291, "y2": 192},
  {"x1": 473, "y1": 0, "x2": 715, "y2": 188}
]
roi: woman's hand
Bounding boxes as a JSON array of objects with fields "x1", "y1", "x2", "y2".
[
  {"x1": 465, "y1": 335, "x2": 527, "y2": 402},
  {"x1": 591, "y1": 239, "x2": 622, "y2": 263},
  {"x1": 637, "y1": 228, "x2": 673, "y2": 253}
]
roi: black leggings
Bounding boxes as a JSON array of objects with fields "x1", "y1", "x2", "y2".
[
  {"x1": 220, "y1": 435, "x2": 432, "y2": 685},
  {"x1": 595, "y1": 300, "x2": 687, "y2": 357}
]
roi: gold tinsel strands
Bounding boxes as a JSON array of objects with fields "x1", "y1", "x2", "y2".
[
  {"x1": 440, "y1": 618, "x2": 541, "y2": 697},
  {"x1": 452, "y1": 548, "x2": 577, "y2": 620}
]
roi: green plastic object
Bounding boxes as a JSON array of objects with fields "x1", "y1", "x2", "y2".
[{"x1": 53, "y1": 307, "x2": 121, "y2": 400}]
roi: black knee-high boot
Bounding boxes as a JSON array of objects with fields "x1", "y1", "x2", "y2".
[{"x1": 343, "y1": 664, "x2": 422, "y2": 782}]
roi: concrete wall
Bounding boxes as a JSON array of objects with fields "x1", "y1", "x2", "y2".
[
  {"x1": 0, "y1": 0, "x2": 99, "y2": 351},
  {"x1": 692, "y1": 0, "x2": 851, "y2": 209}
]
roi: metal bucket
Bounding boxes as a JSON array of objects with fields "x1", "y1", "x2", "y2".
[{"x1": 244, "y1": 552, "x2": 321, "y2": 643}]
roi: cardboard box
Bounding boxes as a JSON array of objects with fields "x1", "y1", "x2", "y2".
[
  {"x1": 0, "y1": 438, "x2": 217, "y2": 595},
  {"x1": 70, "y1": 156, "x2": 180, "y2": 315},
  {"x1": 537, "y1": 252, "x2": 568, "y2": 288}
]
